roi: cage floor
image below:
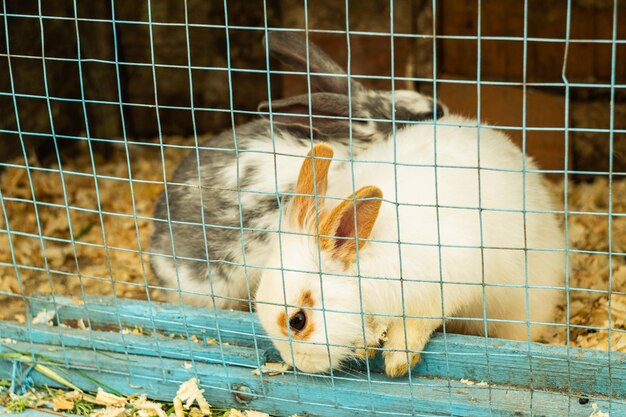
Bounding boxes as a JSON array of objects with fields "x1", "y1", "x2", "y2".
[{"x1": 1, "y1": 138, "x2": 625, "y2": 353}]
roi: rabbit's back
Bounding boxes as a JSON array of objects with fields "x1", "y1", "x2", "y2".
[
  {"x1": 344, "y1": 116, "x2": 561, "y2": 245},
  {"x1": 150, "y1": 121, "x2": 367, "y2": 309},
  {"x1": 150, "y1": 121, "x2": 282, "y2": 309},
  {"x1": 341, "y1": 116, "x2": 565, "y2": 340}
]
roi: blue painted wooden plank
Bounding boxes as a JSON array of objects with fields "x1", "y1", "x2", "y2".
[
  {"x1": 27, "y1": 295, "x2": 626, "y2": 398},
  {"x1": 0, "y1": 321, "x2": 262, "y2": 369},
  {"x1": 1, "y1": 339, "x2": 623, "y2": 417},
  {"x1": 28, "y1": 295, "x2": 274, "y2": 351}
]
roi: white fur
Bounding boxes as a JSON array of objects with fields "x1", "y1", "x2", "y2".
[
  {"x1": 255, "y1": 115, "x2": 566, "y2": 373},
  {"x1": 152, "y1": 254, "x2": 259, "y2": 310}
]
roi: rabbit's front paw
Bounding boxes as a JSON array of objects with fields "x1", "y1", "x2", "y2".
[
  {"x1": 384, "y1": 349, "x2": 421, "y2": 377},
  {"x1": 382, "y1": 317, "x2": 438, "y2": 377}
]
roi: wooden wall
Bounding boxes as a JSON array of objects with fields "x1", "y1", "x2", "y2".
[
  {"x1": 436, "y1": 0, "x2": 626, "y2": 177},
  {"x1": 1, "y1": 0, "x2": 281, "y2": 162},
  {"x1": 1, "y1": 0, "x2": 624, "y2": 177}
]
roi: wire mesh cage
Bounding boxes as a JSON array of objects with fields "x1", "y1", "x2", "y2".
[{"x1": 1, "y1": 1, "x2": 626, "y2": 416}]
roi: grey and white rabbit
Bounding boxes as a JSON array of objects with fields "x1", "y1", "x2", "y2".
[{"x1": 150, "y1": 32, "x2": 444, "y2": 310}]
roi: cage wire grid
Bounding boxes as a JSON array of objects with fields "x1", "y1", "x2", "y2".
[{"x1": 0, "y1": 0, "x2": 625, "y2": 416}]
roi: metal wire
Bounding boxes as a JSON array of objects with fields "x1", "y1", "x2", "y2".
[{"x1": 0, "y1": 1, "x2": 623, "y2": 415}]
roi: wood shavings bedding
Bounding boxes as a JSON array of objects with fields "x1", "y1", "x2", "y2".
[
  {"x1": 0, "y1": 378, "x2": 281, "y2": 417},
  {"x1": 0, "y1": 137, "x2": 194, "y2": 322},
  {"x1": 544, "y1": 178, "x2": 626, "y2": 352},
  {"x1": 1, "y1": 137, "x2": 625, "y2": 354}
]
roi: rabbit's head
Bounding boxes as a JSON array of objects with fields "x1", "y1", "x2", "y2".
[
  {"x1": 255, "y1": 143, "x2": 384, "y2": 373},
  {"x1": 258, "y1": 32, "x2": 445, "y2": 143}
]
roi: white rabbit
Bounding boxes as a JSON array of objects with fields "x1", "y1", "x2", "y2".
[{"x1": 255, "y1": 116, "x2": 566, "y2": 377}]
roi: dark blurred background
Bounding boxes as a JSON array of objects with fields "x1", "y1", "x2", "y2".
[{"x1": 1, "y1": 0, "x2": 624, "y2": 177}]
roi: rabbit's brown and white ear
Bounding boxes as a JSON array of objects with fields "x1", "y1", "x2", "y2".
[
  {"x1": 320, "y1": 186, "x2": 383, "y2": 264},
  {"x1": 291, "y1": 143, "x2": 334, "y2": 227},
  {"x1": 258, "y1": 92, "x2": 359, "y2": 138},
  {"x1": 264, "y1": 31, "x2": 364, "y2": 95}
]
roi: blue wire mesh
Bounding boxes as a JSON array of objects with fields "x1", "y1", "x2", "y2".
[{"x1": 0, "y1": 1, "x2": 625, "y2": 416}]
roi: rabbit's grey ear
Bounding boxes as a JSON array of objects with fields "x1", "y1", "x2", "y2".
[
  {"x1": 258, "y1": 93, "x2": 358, "y2": 137},
  {"x1": 264, "y1": 31, "x2": 364, "y2": 95}
]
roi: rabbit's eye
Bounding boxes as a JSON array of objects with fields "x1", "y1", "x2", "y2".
[{"x1": 289, "y1": 310, "x2": 307, "y2": 331}]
